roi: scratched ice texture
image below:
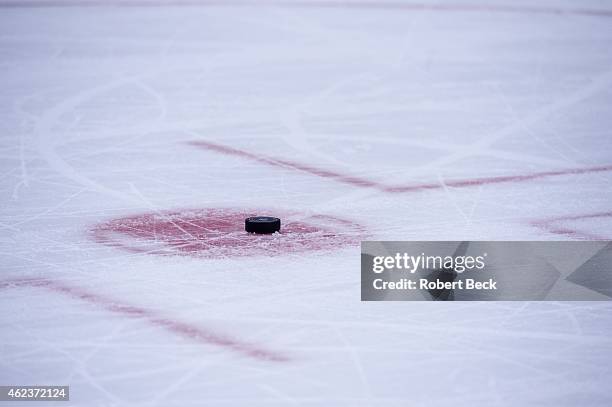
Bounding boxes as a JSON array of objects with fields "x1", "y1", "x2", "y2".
[{"x1": 1, "y1": 1, "x2": 612, "y2": 406}]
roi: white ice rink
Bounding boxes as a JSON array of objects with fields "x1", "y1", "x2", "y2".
[{"x1": 1, "y1": 0, "x2": 612, "y2": 405}]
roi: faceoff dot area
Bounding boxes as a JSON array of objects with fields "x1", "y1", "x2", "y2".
[{"x1": 91, "y1": 208, "x2": 365, "y2": 258}]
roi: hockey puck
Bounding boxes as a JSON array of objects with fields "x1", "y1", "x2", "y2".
[{"x1": 245, "y1": 216, "x2": 281, "y2": 234}]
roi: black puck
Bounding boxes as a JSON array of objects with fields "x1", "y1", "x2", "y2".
[{"x1": 245, "y1": 216, "x2": 281, "y2": 234}]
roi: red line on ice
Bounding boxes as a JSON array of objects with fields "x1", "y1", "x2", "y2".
[
  {"x1": 188, "y1": 141, "x2": 383, "y2": 190},
  {"x1": 1, "y1": 1, "x2": 611, "y2": 19},
  {"x1": 0, "y1": 277, "x2": 289, "y2": 362},
  {"x1": 187, "y1": 140, "x2": 612, "y2": 194},
  {"x1": 531, "y1": 211, "x2": 612, "y2": 240}
]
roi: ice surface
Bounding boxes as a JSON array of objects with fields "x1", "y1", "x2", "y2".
[{"x1": 1, "y1": 0, "x2": 612, "y2": 405}]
